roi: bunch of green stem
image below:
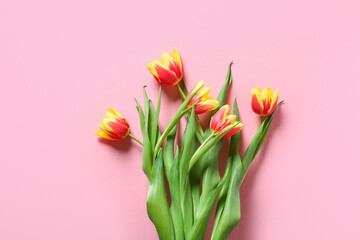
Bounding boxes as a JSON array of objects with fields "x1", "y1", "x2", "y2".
[{"x1": 131, "y1": 63, "x2": 283, "y2": 240}]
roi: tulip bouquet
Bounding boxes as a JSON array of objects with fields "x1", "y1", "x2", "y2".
[{"x1": 96, "y1": 49, "x2": 282, "y2": 240}]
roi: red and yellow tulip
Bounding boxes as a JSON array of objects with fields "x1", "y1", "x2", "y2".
[
  {"x1": 186, "y1": 84, "x2": 219, "y2": 114},
  {"x1": 146, "y1": 48, "x2": 183, "y2": 86},
  {"x1": 95, "y1": 108, "x2": 130, "y2": 141},
  {"x1": 251, "y1": 87, "x2": 279, "y2": 116},
  {"x1": 210, "y1": 105, "x2": 244, "y2": 138}
]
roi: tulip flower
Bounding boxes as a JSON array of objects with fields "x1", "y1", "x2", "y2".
[
  {"x1": 251, "y1": 87, "x2": 279, "y2": 116},
  {"x1": 95, "y1": 108, "x2": 130, "y2": 141},
  {"x1": 186, "y1": 86, "x2": 219, "y2": 114},
  {"x1": 147, "y1": 48, "x2": 183, "y2": 86},
  {"x1": 210, "y1": 105, "x2": 244, "y2": 139}
]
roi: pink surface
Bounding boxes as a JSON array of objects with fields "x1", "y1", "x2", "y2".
[{"x1": 1, "y1": 0, "x2": 359, "y2": 239}]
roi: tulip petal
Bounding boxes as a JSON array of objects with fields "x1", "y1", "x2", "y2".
[
  {"x1": 146, "y1": 60, "x2": 164, "y2": 82},
  {"x1": 261, "y1": 88, "x2": 272, "y2": 114},
  {"x1": 95, "y1": 130, "x2": 111, "y2": 139},
  {"x1": 251, "y1": 87, "x2": 264, "y2": 115},
  {"x1": 217, "y1": 115, "x2": 237, "y2": 133},
  {"x1": 108, "y1": 121, "x2": 129, "y2": 138},
  {"x1": 106, "y1": 112, "x2": 126, "y2": 124},
  {"x1": 95, "y1": 130, "x2": 122, "y2": 140},
  {"x1": 195, "y1": 87, "x2": 210, "y2": 100},
  {"x1": 172, "y1": 48, "x2": 182, "y2": 71},
  {"x1": 193, "y1": 80, "x2": 204, "y2": 90},
  {"x1": 161, "y1": 53, "x2": 182, "y2": 80},
  {"x1": 107, "y1": 131, "x2": 124, "y2": 140},
  {"x1": 107, "y1": 117, "x2": 129, "y2": 132},
  {"x1": 272, "y1": 90, "x2": 279, "y2": 105},
  {"x1": 266, "y1": 89, "x2": 279, "y2": 116},
  {"x1": 194, "y1": 98, "x2": 219, "y2": 114},
  {"x1": 101, "y1": 120, "x2": 114, "y2": 132},
  {"x1": 108, "y1": 108, "x2": 125, "y2": 119},
  {"x1": 96, "y1": 108, "x2": 130, "y2": 141},
  {"x1": 99, "y1": 122, "x2": 107, "y2": 132},
  {"x1": 161, "y1": 53, "x2": 174, "y2": 68},
  {"x1": 210, "y1": 105, "x2": 229, "y2": 132},
  {"x1": 226, "y1": 115, "x2": 237, "y2": 123},
  {"x1": 154, "y1": 64, "x2": 179, "y2": 85},
  {"x1": 147, "y1": 49, "x2": 184, "y2": 85},
  {"x1": 222, "y1": 123, "x2": 244, "y2": 139},
  {"x1": 187, "y1": 86, "x2": 212, "y2": 108},
  {"x1": 115, "y1": 117, "x2": 129, "y2": 128}
]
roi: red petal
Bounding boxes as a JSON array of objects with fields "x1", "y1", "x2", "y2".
[
  {"x1": 222, "y1": 126, "x2": 242, "y2": 139},
  {"x1": 154, "y1": 65, "x2": 179, "y2": 85},
  {"x1": 168, "y1": 59, "x2": 182, "y2": 80},
  {"x1": 210, "y1": 105, "x2": 229, "y2": 131},
  {"x1": 108, "y1": 121, "x2": 129, "y2": 138},
  {"x1": 194, "y1": 103, "x2": 213, "y2": 114},
  {"x1": 251, "y1": 93, "x2": 264, "y2": 115},
  {"x1": 265, "y1": 93, "x2": 279, "y2": 116}
]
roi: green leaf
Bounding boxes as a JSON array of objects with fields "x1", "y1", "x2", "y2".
[
  {"x1": 211, "y1": 154, "x2": 242, "y2": 240},
  {"x1": 153, "y1": 81, "x2": 204, "y2": 160},
  {"x1": 164, "y1": 123, "x2": 177, "y2": 180},
  {"x1": 146, "y1": 149, "x2": 174, "y2": 240},
  {"x1": 195, "y1": 123, "x2": 240, "y2": 211},
  {"x1": 188, "y1": 170, "x2": 229, "y2": 240},
  {"x1": 179, "y1": 107, "x2": 197, "y2": 238},
  {"x1": 135, "y1": 97, "x2": 152, "y2": 178},
  {"x1": 189, "y1": 116, "x2": 240, "y2": 210},
  {"x1": 134, "y1": 98, "x2": 145, "y2": 135},
  {"x1": 144, "y1": 87, "x2": 159, "y2": 151},
  {"x1": 211, "y1": 99, "x2": 242, "y2": 240},
  {"x1": 253, "y1": 101, "x2": 284, "y2": 159},
  {"x1": 179, "y1": 79, "x2": 204, "y2": 142},
  {"x1": 189, "y1": 140, "x2": 202, "y2": 216},
  {"x1": 150, "y1": 86, "x2": 162, "y2": 149},
  {"x1": 188, "y1": 122, "x2": 241, "y2": 171},
  {"x1": 200, "y1": 129, "x2": 223, "y2": 198},
  {"x1": 211, "y1": 101, "x2": 283, "y2": 240},
  {"x1": 143, "y1": 86, "x2": 150, "y2": 135},
  {"x1": 200, "y1": 62, "x2": 233, "y2": 200},
  {"x1": 242, "y1": 101, "x2": 283, "y2": 178},
  {"x1": 180, "y1": 78, "x2": 189, "y2": 95},
  {"x1": 148, "y1": 100, "x2": 156, "y2": 148},
  {"x1": 169, "y1": 147, "x2": 185, "y2": 240},
  {"x1": 210, "y1": 62, "x2": 233, "y2": 117}
]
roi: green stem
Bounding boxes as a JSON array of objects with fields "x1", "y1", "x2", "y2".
[
  {"x1": 153, "y1": 108, "x2": 190, "y2": 161},
  {"x1": 200, "y1": 132, "x2": 215, "y2": 148},
  {"x1": 188, "y1": 132, "x2": 215, "y2": 169},
  {"x1": 240, "y1": 101, "x2": 283, "y2": 185},
  {"x1": 152, "y1": 81, "x2": 203, "y2": 161},
  {"x1": 128, "y1": 134, "x2": 144, "y2": 146},
  {"x1": 176, "y1": 83, "x2": 186, "y2": 100},
  {"x1": 188, "y1": 122, "x2": 241, "y2": 172},
  {"x1": 195, "y1": 116, "x2": 204, "y2": 136},
  {"x1": 176, "y1": 82, "x2": 204, "y2": 141},
  {"x1": 259, "y1": 116, "x2": 264, "y2": 127}
]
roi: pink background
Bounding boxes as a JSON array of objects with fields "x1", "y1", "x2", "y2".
[{"x1": 1, "y1": 0, "x2": 359, "y2": 239}]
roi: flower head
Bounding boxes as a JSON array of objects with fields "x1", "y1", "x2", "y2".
[
  {"x1": 95, "y1": 108, "x2": 130, "y2": 140},
  {"x1": 186, "y1": 85, "x2": 219, "y2": 114},
  {"x1": 251, "y1": 87, "x2": 279, "y2": 116},
  {"x1": 147, "y1": 48, "x2": 183, "y2": 86},
  {"x1": 210, "y1": 105, "x2": 244, "y2": 138}
]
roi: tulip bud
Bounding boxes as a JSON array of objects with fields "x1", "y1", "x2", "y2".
[
  {"x1": 210, "y1": 105, "x2": 244, "y2": 139},
  {"x1": 186, "y1": 86, "x2": 219, "y2": 114},
  {"x1": 95, "y1": 108, "x2": 130, "y2": 140},
  {"x1": 251, "y1": 87, "x2": 279, "y2": 116},
  {"x1": 146, "y1": 48, "x2": 183, "y2": 86}
]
